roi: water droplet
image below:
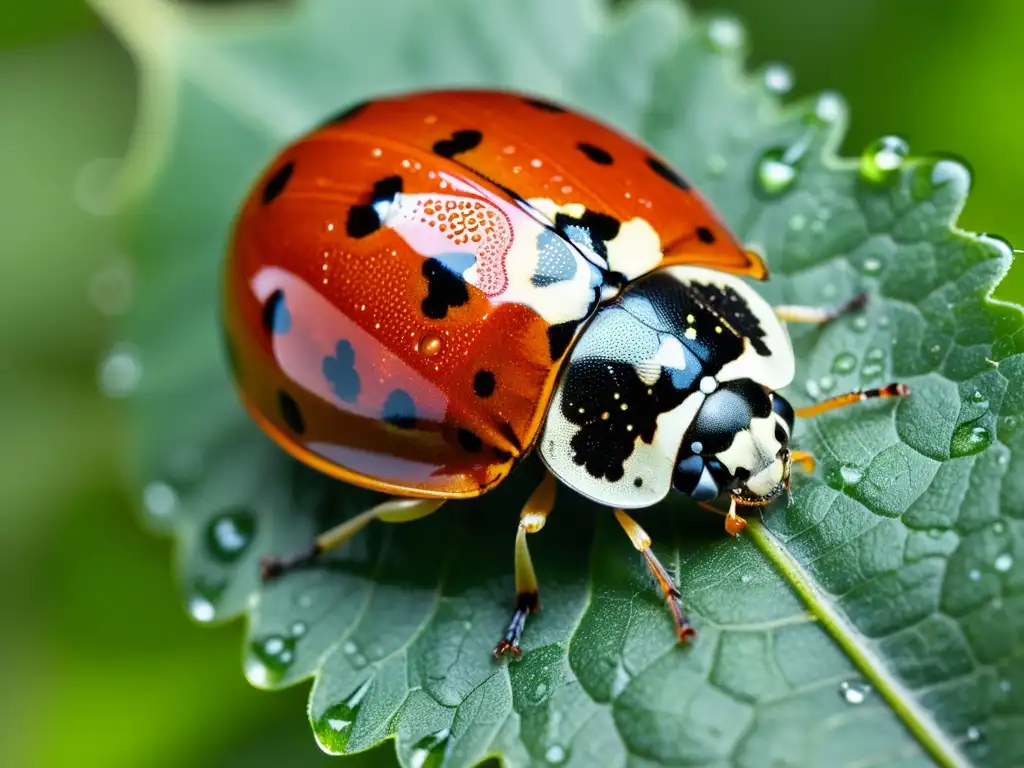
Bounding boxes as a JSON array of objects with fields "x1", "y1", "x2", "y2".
[
  {"x1": 994, "y1": 554, "x2": 1013, "y2": 573},
  {"x1": 877, "y1": 315, "x2": 890, "y2": 328},
  {"x1": 740, "y1": 573, "x2": 752, "y2": 584},
  {"x1": 999, "y1": 679, "x2": 1012, "y2": 693},
  {"x1": 351, "y1": 653, "x2": 367, "y2": 669},
  {"x1": 806, "y1": 91, "x2": 844, "y2": 126},
  {"x1": 910, "y1": 156, "x2": 972, "y2": 201},
  {"x1": 408, "y1": 727, "x2": 451, "y2": 768},
  {"x1": 818, "y1": 375, "x2": 835, "y2": 393},
  {"x1": 314, "y1": 680, "x2": 373, "y2": 753},
  {"x1": 859, "y1": 257, "x2": 883, "y2": 276},
  {"x1": 296, "y1": 593, "x2": 313, "y2": 609},
  {"x1": 866, "y1": 348, "x2": 885, "y2": 362},
  {"x1": 805, "y1": 378, "x2": 821, "y2": 400},
  {"x1": 545, "y1": 745, "x2": 569, "y2": 765},
  {"x1": 246, "y1": 634, "x2": 297, "y2": 686},
  {"x1": 861, "y1": 363, "x2": 883, "y2": 381},
  {"x1": 839, "y1": 466, "x2": 862, "y2": 486},
  {"x1": 73, "y1": 157, "x2": 122, "y2": 216},
  {"x1": 754, "y1": 146, "x2": 803, "y2": 198},
  {"x1": 838, "y1": 680, "x2": 870, "y2": 704},
  {"x1": 98, "y1": 342, "x2": 142, "y2": 397},
  {"x1": 417, "y1": 333, "x2": 444, "y2": 356},
  {"x1": 143, "y1": 481, "x2": 178, "y2": 518},
  {"x1": 969, "y1": 569, "x2": 981, "y2": 582},
  {"x1": 1001, "y1": 415, "x2": 1018, "y2": 433},
  {"x1": 789, "y1": 213, "x2": 807, "y2": 231},
  {"x1": 707, "y1": 17, "x2": 744, "y2": 51},
  {"x1": 205, "y1": 509, "x2": 256, "y2": 562},
  {"x1": 965, "y1": 726, "x2": 981, "y2": 743},
  {"x1": 950, "y1": 421, "x2": 992, "y2": 458},
  {"x1": 927, "y1": 528, "x2": 945, "y2": 539},
  {"x1": 290, "y1": 621, "x2": 308, "y2": 637},
  {"x1": 706, "y1": 154, "x2": 727, "y2": 176},
  {"x1": 343, "y1": 640, "x2": 358, "y2": 655},
  {"x1": 832, "y1": 352, "x2": 857, "y2": 375},
  {"x1": 88, "y1": 255, "x2": 135, "y2": 316},
  {"x1": 860, "y1": 136, "x2": 909, "y2": 185},
  {"x1": 977, "y1": 233, "x2": 1014, "y2": 261},
  {"x1": 852, "y1": 316, "x2": 869, "y2": 333},
  {"x1": 187, "y1": 576, "x2": 225, "y2": 623},
  {"x1": 763, "y1": 63, "x2": 793, "y2": 94}
]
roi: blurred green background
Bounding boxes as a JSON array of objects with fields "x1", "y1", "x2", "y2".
[{"x1": 2, "y1": 1, "x2": 1021, "y2": 766}]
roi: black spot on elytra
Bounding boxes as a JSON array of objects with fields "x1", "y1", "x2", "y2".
[
  {"x1": 262, "y1": 161, "x2": 294, "y2": 204},
  {"x1": 346, "y1": 175, "x2": 404, "y2": 238},
  {"x1": 422, "y1": 258, "x2": 469, "y2": 319},
  {"x1": 458, "y1": 429, "x2": 483, "y2": 452},
  {"x1": 523, "y1": 97, "x2": 566, "y2": 112},
  {"x1": 473, "y1": 370, "x2": 496, "y2": 398},
  {"x1": 432, "y1": 130, "x2": 483, "y2": 158},
  {"x1": 554, "y1": 209, "x2": 621, "y2": 263},
  {"x1": 547, "y1": 320, "x2": 579, "y2": 361},
  {"x1": 322, "y1": 100, "x2": 368, "y2": 126},
  {"x1": 633, "y1": 477, "x2": 643, "y2": 487},
  {"x1": 261, "y1": 289, "x2": 291, "y2": 335},
  {"x1": 278, "y1": 391, "x2": 305, "y2": 434},
  {"x1": 382, "y1": 389, "x2": 417, "y2": 429},
  {"x1": 646, "y1": 156, "x2": 690, "y2": 190},
  {"x1": 696, "y1": 226, "x2": 716, "y2": 244},
  {"x1": 577, "y1": 142, "x2": 613, "y2": 165},
  {"x1": 322, "y1": 340, "x2": 361, "y2": 402}
]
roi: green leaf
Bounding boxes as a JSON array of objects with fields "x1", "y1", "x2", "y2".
[{"x1": 93, "y1": 0, "x2": 1024, "y2": 765}]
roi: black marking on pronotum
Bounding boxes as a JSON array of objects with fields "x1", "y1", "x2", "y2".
[
  {"x1": 547, "y1": 320, "x2": 579, "y2": 361},
  {"x1": 523, "y1": 97, "x2": 566, "y2": 113},
  {"x1": 473, "y1": 370, "x2": 496, "y2": 398},
  {"x1": 421, "y1": 258, "x2": 470, "y2": 319},
  {"x1": 382, "y1": 389, "x2": 417, "y2": 429},
  {"x1": 577, "y1": 142, "x2": 613, "y2": 165},
  {"x1": 646, "y1": 156, "x2": 690, "y2": 190},
  {"x1": 261, "y1": 289, "x2": 290, "y2": 335},
  {"x1": 277, "y1": 391, "x2": 305, "y2": 434},
  {"x1": 554, "y1": 209, "x2": 621, "y2": 263},
  {"x1": 262, "y1": 161, "x2": 294, "y2": 204},
  {"x1": 346, "y1": 175, "x2": 404, "y2": 238},
  {"x1": 458, "y1": 428, "x2": 483, "y2": 452},
  {"x1": 432, "y1": 130, "x2": 483, "y2": 158}
]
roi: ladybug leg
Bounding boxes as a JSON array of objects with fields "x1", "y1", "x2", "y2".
[
  {"x1": 613, "y1": 509, "x2": 696, "y2": 642},
  {"x1": 693, "y1": 499, "x2": 748, "y2": 536},
  {"x1": 795, "y1": 382, "x2": 910, "y2": 419},
  {"x1": 494, "y1": 472, "x2": 557, "y2": 659},
  {"x1": 773, "y1": 292, "x2": 868, "y2": 324},
  {"x1": 259, "y1": 497, "x2": 445, "y2": 581}
]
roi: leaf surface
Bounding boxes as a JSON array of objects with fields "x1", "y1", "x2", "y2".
[{"x1": 92, "y1": 0, "x2": 1024, "y2": 765}]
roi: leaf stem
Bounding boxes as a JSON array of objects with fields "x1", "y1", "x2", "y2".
[{"x1": 747, "y1": 521, "x2": 969, "y2": 768}]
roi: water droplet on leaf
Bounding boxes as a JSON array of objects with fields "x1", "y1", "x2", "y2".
[
  {"x1": 754, "y1": 147, "x2": 802, "y2": 198},
  {"x1": 545, "y1": 745, "x2": 569, "y2": 765},
  {"x1": 206, "y1": 509, "x2": 256, "y2": 562},
  {"x1": 707, "y1": 17, "x2": 744, "y2": 51},
  {"x1": 763, "y1": 63, "x2": 793, "y2": 94},
  {"x1": 839, "y1": 466, "x2": 862, "y2": 486},
  {"x1": 98, "y1": 342, "x2": 142, "y2": 397},
  {"x1": 314, "y1": 680, "x2": 373, "y2": 753},
  {"x1": 88, "y1": 255, "x2": 135, "y2": 316},
  {"x1": 977, "y1": 233, "x2": 1014, "y2": 261},
  {"x1": 143, "y1": 481, "x2": 178, "y2": 518},
  {"x1": 706, "y1": 154, "x2": 727, "y2": 176},
  {"x1": 859, "y1": 257, "x2": 883, "y2": 276},
  {"x1": 838, "y1": 680, "x2": 870, "y2": 704},
  {"x1": 965, "y1": 726, "x2": 981, "y2": 743},
  {"x1": 806, "y1": 91, "x2": 844, "y2": 126},
  {"x1": 290, "y1": 621, "x2": 308, "y2": 637},
  {"x1": 832, "y1": 352, "x2": 857, "y2": 375},
  {"x1": 950, "y1": 422, "x2": 992, "y2": 458},
  {"x1": 789, "y1": 213, "x2": 806, "y2": 231},
  {"x1": 860, "y1": 136, "x2": 909, "y2": 185},
  {"x1": 969, "y1": 569, "x2": 981, "y2": 582},
  {"x1": 994, "y1": 553, "x2": 1013, "y2": 573},
  {"x1": 187, "y1": 577, "x2": 225, "y2": 623},
  {"x1": 409, "y1": 728, "x2": 451, "y2": 768},
  {"x1": 910, "y1": 156, "x2": 972, "y2": 201},
  {"x1": 246, "y1": 634, "x2": 297, "y2": 686}
]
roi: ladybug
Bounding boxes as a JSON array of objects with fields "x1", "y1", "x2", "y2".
[{"x1": 224, "y1": 89, "x2": 909, "y2": 657}]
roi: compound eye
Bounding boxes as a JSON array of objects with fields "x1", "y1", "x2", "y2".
[
  {"x1": 672, "y1": 454, "x2": 720, "y2": 501},
  {"x1": 772, "y1": 393, "x2": 795, "y2": 431}
]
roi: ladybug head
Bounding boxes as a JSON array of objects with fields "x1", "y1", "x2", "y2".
[{"x1": 671, "y1": 381, "x2": 795, "y2": 507}]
